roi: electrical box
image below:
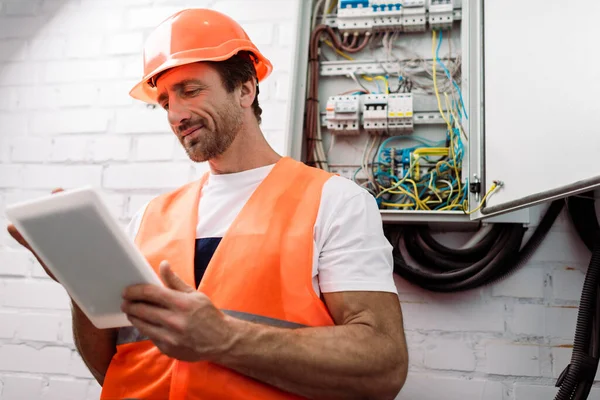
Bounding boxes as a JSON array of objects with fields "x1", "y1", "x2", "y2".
[{"x1": 286, "y1": 0, "x2": 600, "y2": 224}]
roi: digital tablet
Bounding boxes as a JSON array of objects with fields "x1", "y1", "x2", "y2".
[{"x1": 4, "y1": 187, "x2": 163, "y2": 329}]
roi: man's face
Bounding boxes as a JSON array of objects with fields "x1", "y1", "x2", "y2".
[{"x1": 155, "y1": 63, "x2": 243, "y2": 162}]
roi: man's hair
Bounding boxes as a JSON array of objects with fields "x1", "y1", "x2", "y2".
[{"x1": 208, "y1": 51, "x2": 262, "y2": 124}]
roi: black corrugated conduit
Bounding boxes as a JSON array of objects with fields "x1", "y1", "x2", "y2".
[
  {"x1": 386, "y1": 199, "x2": 564, "y2": 292},
  {"x1": 554, "y1": 192, "x2": 600, "y2": 400}
]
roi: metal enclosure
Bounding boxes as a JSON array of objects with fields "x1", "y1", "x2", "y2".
[{"x1": 285, "y1": 0, "x2": 600, "y2": 224}]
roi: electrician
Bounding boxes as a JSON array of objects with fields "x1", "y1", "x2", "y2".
[{"x1": 8, "y1": 8, "x2": 408, "y2": 400}]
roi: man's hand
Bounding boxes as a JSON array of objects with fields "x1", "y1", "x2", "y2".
[
  {"x1": 121, "y1": 260, "x2": 234, "y2": 362},
  {"x1": 6, "y1": 188, "x2": 64, "y2": 282}
]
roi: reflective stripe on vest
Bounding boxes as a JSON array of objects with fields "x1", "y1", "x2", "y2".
[
  {"x1": 117, "y1": 310, "x2": 308, "y2": 345},
  {"x1": 101, "y1": 157, "x2": 335, "y2": 400}
]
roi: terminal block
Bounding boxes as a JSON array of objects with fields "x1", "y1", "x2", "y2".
[
  {"x1": 337, "y1": 0, "x2": 373, "y2": 33},
  {"x1": 429, "y1": 0, "x2": 453, "y2": 30},
  {"x1": 402, "y1": 0, "x2": 426, "y2": 32},
  {"x1": 371, "y1": 1, "x2": 404, "y2": 31},
  {"x1": 325, "y1": 95, "x2": 361, "y2": 135},
  {"x1": 387, "y1": 93, "x2": 414, "y2": 133},
  {"x1": 362, "y1": 94, "x2": 388, "y2": 135}
]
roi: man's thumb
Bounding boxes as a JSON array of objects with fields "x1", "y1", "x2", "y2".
[{"x1": 159, "y1": 260, "x2": 194, "y2": 293}]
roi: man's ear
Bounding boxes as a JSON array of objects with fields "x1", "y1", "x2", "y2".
[{"x1": 239, "y1": 79, "x2": 257, "y2": 109}]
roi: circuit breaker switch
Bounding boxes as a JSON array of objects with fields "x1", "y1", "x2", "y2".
[
  {"x1": 429, "y1": 0, "x2": 454, "y2": 30},
  {"x1": 371, "y1": 1, "x2": 404, "y2": 31},
  {"x1": 337, "y1": 0, "x2": 373, "y2": 33},
  {"x1": 402, "y1": 0, "x2": 426, "y2": 32},
  {"x1": 326, "y1": 95, "x2": 361, "y2": 135},
  {"x1": 363, "y1": 94, "x2": 389, "y2": 135},
  {"x1": 387, "y1": 93, "x2": 414, "y2": 133}
]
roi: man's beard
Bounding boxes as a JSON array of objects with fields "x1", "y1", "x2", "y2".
[{"x1": 180, "y1": 102, "x2": 243, "y2": 163}]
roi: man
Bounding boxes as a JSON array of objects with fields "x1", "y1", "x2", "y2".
[{"x1": 8, "y1": 8, "x2": 408, "y2": 400}]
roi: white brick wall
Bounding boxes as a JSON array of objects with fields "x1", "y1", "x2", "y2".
[{"x1": 0, "y1": 1, "x2": 598, "y2": 399}]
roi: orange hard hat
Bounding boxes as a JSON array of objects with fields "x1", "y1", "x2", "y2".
[{"x1": 129, "y1": 8, "x2": 273, "y2": 104}]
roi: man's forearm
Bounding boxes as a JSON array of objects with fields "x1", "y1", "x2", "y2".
[
  {"x1": 215, "y1": 318, "x2": 407, "y2": 400},
  {"x1": 71, "y1": 302, "x2": 118, "y2": 386}
]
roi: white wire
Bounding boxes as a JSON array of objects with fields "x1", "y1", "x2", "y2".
[{"x1": 311, "y1": 0, "x2": 325, "y2": 30}]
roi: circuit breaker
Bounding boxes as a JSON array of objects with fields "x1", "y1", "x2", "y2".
[
  {"x1": 337, "y1": 0, "x2": 373, "y2": 33},
  {"x1": 402, "y1": 0, "x2": 427, "y2": 32},
  {"x1": 429, "y1": 0, "x2": 454, "y2": 30},
  {"x1": 387, "y1": 94, "x2": 414, "y2": 133},
  {"x1": 325, "y1": 95, "x2": 361, "y2": 135},
  {"x1": 362, "y1": 94, "x2": 388, "y2": 135},
  {"x1": 371, "y1": 1, "x2": 404, "y2": 31}
]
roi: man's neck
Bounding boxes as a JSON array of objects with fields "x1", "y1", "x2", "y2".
[{"x1": 207, "y1": 125, "x2": 282, "y2": 175}]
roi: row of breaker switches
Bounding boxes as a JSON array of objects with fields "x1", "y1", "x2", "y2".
[
  {"x1": 325, "y1": 93, "x2": 414, "y2": 136},
  {"x1": 337, "y1": 0, "x2": 453, "y2": 33}
]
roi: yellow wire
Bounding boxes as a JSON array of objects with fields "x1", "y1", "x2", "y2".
[
  {"x1": 382, "y1": 202, "x2": 415, "y2": 208},
  {"x1": 327, "y1": 0, "x2": 338, "y2": 14},
  {"x1": 464, "y1": 182, "x2": 501, "y2": 215},
  {"x1": 362, "y1": 75, "x2": 389, "y2": 94},
  {"x1": 323, "y1": 40, "x2": 354, "y2": 60},
  {"x1": 432, "y1": 30, "x2": 451, "y2": 130}
]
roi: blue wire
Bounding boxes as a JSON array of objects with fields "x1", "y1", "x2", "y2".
[{"x1": 436, "y1": 30, "x2": 468, "y2": 120}]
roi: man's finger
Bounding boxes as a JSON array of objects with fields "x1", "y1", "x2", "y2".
[
  {"x1": 159, "y1": 260, "x2": 194, "y2": 293},
  {"x1": 51, "y1": 188, "x2": 64, "y2": 194}
]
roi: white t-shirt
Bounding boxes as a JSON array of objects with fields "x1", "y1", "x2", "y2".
[{"x1": 126, "y1": 164, "x2": 397, "y2": 297}]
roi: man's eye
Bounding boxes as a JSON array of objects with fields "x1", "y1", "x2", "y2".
[
  {"x1": 162, "y1": 103, "x2": 169, "y2": 110},
  {"x1": 184, "y1": 89, "x2": 200, "y2": 97}
]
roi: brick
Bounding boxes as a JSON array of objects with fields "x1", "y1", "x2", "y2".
[
  {"x1": 513, "y1": 384, "x2": 592, "y2": 400},
  {"x1": 508, "y1": 304, "x2": 545, "y2": 336},
  {"x1": 275, "y1": 73, "x2": 290, "y2": 101},
  {"x1": 397, "y1": 375, "x2": 503, "y2": 400},
  {"x1": 260, "y1": 102, "x2": 288, "y2": 130},
  {"x1": 134, "y1": 135, "x2": 175, "y2": 161},
  {"x1": 32, "y1": 261, "x2": 53, "y2": 279},
  {"x1": 0, "y1": 345, "x2": 71, "y2": 374},
  {"x1": 89, "y1": 136, "x2": 130, "y2": 161},
  {"x1": 0, "y1": 250, "x2": 32, "y2": 277},
  {"x1": 492, "y1": 267, "x2": 546, "y2": 299},
  {"x1": 66, "y1": 35, "x2": 104, "y2": 59},
  {"x1": 20, "y1": 165, "x2": 103, "y2": 189},
  {"x1": 0, "y1": 112, "x2": 28, "y2": 135},
  {"x1": 0, "y1": 62, "x2": 40, "y2": 85},
  {"x1": 423, "y1": 337, "x2": 476, "y2": 371},
  {"x1": 401, "y1": 302, "x2": 504, "y2": 333},
  {"x1": 120, "y1": 55, "x2": 145, "y2": 79},
  {"x1": 55, "y1": 84, "x2": 98, "y2": 108},
  {"x1": 97, "y1": 81, "x2": 136, "y2": 107},
  {"x1": 50, "y1": 137, "x2": 88, "y2": 162},
  {"x1": 59, "y1": 316, "x2": 75, "y2": 346},
  {"x1": 261, "y1": 46, "x2": 293, "y2": 72},
  {"x1": 126, "y1": 7, "x2": 183, "y2": 29},
  {"x1": 29, "y1": 37, "x2": 67, "y2": 60},
  {"x1": 264, "y1": 130, "x2": 286, "y2": 154},
  {"x1": 127, "y1": 194, "x2": 154, "y2": 219},
  {"x1": 86, "y1": 382, "x2": 102, "y2": 400},
  {"x1": 0, "y1": 165, "x2": 22, "y2": 188},
  {"x1": 2, "y1": 280, "x2": 71, "y2": 310},
  {"x1": 15, "y1": 313, "x2": 62, "y2": 342},
  {"x1": 13, "y1": 86, "x2": 59, "y2": 109},
  {"x1": 213, "y1": 1, "x2": 295, "y2": 22},
  {"x1": 485, "y1": 342, "x2": 540, "y2": 377},
  {"x1": 1, "y1": 375, "x2": 44, "y2": 399},
  {"x1": 0, "y1": 87, "x2": 19, "y2": 111},
  {"x1": 279, "y1": 20, "x2": 296, "y2": 46},
  {"x1": 103, "y1": 163, "x2": 191, "y2": 190},
  {"x1": 42, "y1": 60, "x2": 121, "y2": 83},
  {"x1": 106, "y1": 32, "x2": 144, "y2": 55},
  {"x1": 102, "y1": 193, "x2": 126, "y2": 220},
  {"x1": 545, "y1": 306, "x2": 577, "y2": 340},
  {"x1": 42, "y1": 378, "x2": 89, "y2": 400},
  {"x1": 69, "y1": 353, "x2": 93, "y2": 378},
  {"x1": 242, "y1": 23, "x2": 275, "y2": 46},
  {"x1": 10, "y1": 137, "x2": 53, "y2": 162},
  {"x1": 114, "y1": 107, "x2": 171, "y2": 134},
  {"x1": 0, "y1": 39, "x2": 27, "y2": 61},
  {"x1": 0, "y1": 17, "x2": 45, "y2": 39},
  {"x1": 527, "y1": 230, "x2": 590, "y2": 265},
  {"x1": 552, "y1": 346, "x2": 600, "y2": 381},
  {"x1": 190, "y1": 162, "x2": 210, "y2": 180},
  {"x1": 31, "y1": 110, "x2": 110, "y2": 135},
  {"x1": 42, "y1": 9, "x2": 124, "y2": 34},
  {"x1": 82, "y1": 0, "x2": 153, "y2": 5},
  {"x1": 552, "y1": 268, "x2": 585, "y2": 302},
  {"x1": 0, "y1": 311, "x2": 19, "y2": 338},
  {"x1": 173, "y1": 140, "x2": 190, "y2": 161}
]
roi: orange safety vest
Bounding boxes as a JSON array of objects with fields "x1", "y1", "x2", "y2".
[{"x1": 101, "y1": 157, "x2": 336, "y2": 400}]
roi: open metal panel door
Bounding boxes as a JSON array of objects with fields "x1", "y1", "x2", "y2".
[{"x1": 467, "y1": 0, "x2": 600, "y2": 220}]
